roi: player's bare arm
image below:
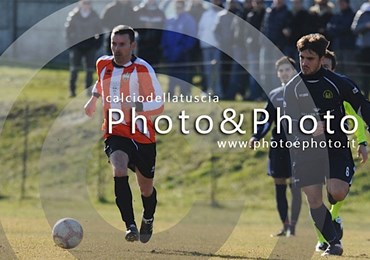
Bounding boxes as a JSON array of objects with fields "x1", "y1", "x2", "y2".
[
  {"x1": 84, "y1": 96, "x2": 98, "y2": 117},
  {"x1": 357, "y1": 144, "x2": 368, "y2": 164}
]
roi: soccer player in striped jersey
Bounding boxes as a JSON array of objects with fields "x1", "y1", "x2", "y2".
[{"x1": 84, "y1": 25, "x2": 164, "y2": 243}]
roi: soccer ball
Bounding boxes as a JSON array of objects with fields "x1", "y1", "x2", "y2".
[{"x1": 52, "y1": 218, "x2": 83, "y2": 249}]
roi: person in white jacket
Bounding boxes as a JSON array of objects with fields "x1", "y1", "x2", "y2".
[
  {"x1": 351, "y1": 1, "x2": 370, "y2": 98},
  {"x1": 198, "y1": 0, "x2": 223, "y2": 98}
]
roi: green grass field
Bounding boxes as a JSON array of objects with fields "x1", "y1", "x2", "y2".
[{"x1": 0, "y1": 66, "x2": 370, "y2": 259}]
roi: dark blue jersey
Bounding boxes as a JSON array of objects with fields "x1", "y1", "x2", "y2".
[
  {"x1": 283, "y1": 67, "x2": 370, "y2": 144},
  {"x1": 253, "y1": 86, "x2": 287, "y2": 142}
]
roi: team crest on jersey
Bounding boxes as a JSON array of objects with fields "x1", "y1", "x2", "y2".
[
  {"x1": 352, "y1": 87, "x2": 359, "y2": 94},
  {"x1": 323, "y1": 90, "x2": 333, "y2": 99},
  {"x1": 122, "y1": 72, "x2": 130, "y2": 81}
]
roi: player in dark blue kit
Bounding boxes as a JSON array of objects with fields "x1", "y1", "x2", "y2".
[
  {"x1": 249, "y1": 57, "x2": 302, "y2": 237},
  {"x1": 283, "y1": 33, "x2": 370, "y2": 256}
]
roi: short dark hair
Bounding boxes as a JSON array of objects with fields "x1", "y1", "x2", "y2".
[
  {"x1": 111, "y1": 25, "x2": 135, "y2": 43},
  {"x1": 296, "y1": 33, "x2": 329, "y2": 58},
  {"x1": 324, "y1": 50, "x2": 337, "y2": 70},
  {"x1": 275, "y1": 56, "x2": 296, "y2": 70}
]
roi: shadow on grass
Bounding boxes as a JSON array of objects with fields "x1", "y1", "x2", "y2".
[
  {"x1": 149, "y1": 249, "x2": 273, "y2": 259},
  {"x1": 343, "y1": 254, "x2": 370, "y2": 259}
]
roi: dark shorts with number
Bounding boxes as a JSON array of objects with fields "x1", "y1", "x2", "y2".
[
  {"x1": 268, "y1": 147, "x2": 291, "y2": 178},
  {"x1": 104, "y1": 135, "x2": 156, "y2": 179},
  {"x1": 292, "y1": 148, "x2": 355, "y2": 188}
]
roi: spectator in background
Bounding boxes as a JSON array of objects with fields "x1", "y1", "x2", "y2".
[
  {"x1": 161, "y1": 0, "x2": 197, "y2": 96},
  {"x1": 326, "y1": 0, "x2": 356, "y2": 74},
  {"x1": 101, "y1": 0, "x2": 136, "y2": 55},
  {"x1": 261, "y1": 0, "x2": 292, "y2": 56},
  {"x1": 65, "y1": 0, "x2": 102, "y2": 97},
  {"x1": 134, "y1": 0, "x2": 166, "y2": 67},
  {"x1": 215, "y1": 0, "x2": 242, "y2": 98},
  {"x1": 224, "y1": 0, "x2": 253, "y2": 100},
  {"x1": 309, "y1": 0, "x2": 334, "y2": 38},
  {"x1": 188, "y1": 0, "x2": 206, "y2": 91},
  {"x1": 289, "y1": 0, "x2": 316, "y2": 63},
  {"x1": 241, "y1": 0, "x2": 253, "y2": 17},
  {"x1": 351, "y1": 1, "x2": 370, "y2": 98},
  {"x1": 198, "y1": 0, "x2": 224, "y2": 98},
  {"x1": 244, "y1": 0, "x2": 266, "y2": 101},
  {"x1": 260, "y1": 0, "x2": 292, "y2": 96},
  {"x1": 189, "y1": 0, "x2": 206, "y2": 22}
]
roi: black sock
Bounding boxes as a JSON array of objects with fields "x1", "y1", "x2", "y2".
[
  {"x1": 310, "y1": 204, "x2": 339, "y2": 245},
  {"x1": 290, "y1": 184, "x2": 302, "y2": 224},
  {"x1": 328, "y1": 193, "x2": 337, "y2": 205},
  {"x1": 141, "y1": 187, "x2": 157, "y2": 219},
  {"x1": 114, "y1": 176, "x2": 135, "y2": 228},
  {"x1": 275, "y1": 184, "x2": 288, "y2": 224}
]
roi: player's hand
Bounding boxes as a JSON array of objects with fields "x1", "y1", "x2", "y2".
[
  {"x1": 248, "y1": 136, "x2": 258, "y2": 149},
  {"x1": 357, "y1": 144, "x2": 368, "y2": 164},
  {"x1": 84, "y1": 97, "x2": 97, "y2": 117}
]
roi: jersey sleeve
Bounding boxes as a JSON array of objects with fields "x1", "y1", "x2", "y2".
[
  {"x1": 137, "y1": 63, "x2": 164, "y2": 116},
  {"x1": 253, "y1": 100, "x2": 274, "y2": 140},
  {"x1": 92, "y1": 56, "x2": 111, "y2": 97},
  {"x1": 340, "y1": 77, "x2": 370, "y2": 132},
  {"x1": 343, "y1": 101, "x2": 367, "y2": 144}
]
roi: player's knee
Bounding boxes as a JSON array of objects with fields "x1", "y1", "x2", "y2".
[
  {"x1": 113, "y1": 167, "x2": 127, "y2": 177},
  {"x1": 329, "y1": 190, "x2": 347, "y2": 202},
  {"x1": 139, "y1": 185, "x2": 153, "y2": 197},
  {"x1": 327, "y1": 180, "x2": 349, "y2": 204}
]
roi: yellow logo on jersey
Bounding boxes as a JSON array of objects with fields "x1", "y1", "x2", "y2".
[{"x1": 323, "y1": 90, "x2": 333, "y2": 99}]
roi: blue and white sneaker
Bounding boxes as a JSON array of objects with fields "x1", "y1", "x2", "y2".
[
  {"x1": 321, "y1": 243, "x2": 343, "y2": 256},
  {"x1": 125, "y1": 224, "x2": 139, "y2": 242}
]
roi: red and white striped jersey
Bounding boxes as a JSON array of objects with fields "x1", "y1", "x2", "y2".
[{"x1": 92, "y1": 55, "x2": 164, "y2": 143}]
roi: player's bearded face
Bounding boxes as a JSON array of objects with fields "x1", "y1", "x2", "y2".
[
  {"x1": 299, "y1": 49, "x2": 323, "y2": 75},
  {"x1": 111, "y1": 34, "x2": 135, "y2": 65}
]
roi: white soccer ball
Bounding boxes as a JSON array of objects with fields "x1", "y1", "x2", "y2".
[{"x1": 52, "y1": 218, "x2": 83, "y2": 249}]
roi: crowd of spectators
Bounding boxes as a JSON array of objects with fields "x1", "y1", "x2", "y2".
[{"x1": 65, "y1": 0, "x2": 370, "y2": 100}]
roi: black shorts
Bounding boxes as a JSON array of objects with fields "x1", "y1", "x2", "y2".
[
  {"x1": 292, "y1": 148, "x2": 355, "y2": 188},
  {"x1": 267, "y1": 147, "x2": 291, "y2": 178},
  {"x1": 104, "y1": 135, "x2": 156, "y2": 179}
]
